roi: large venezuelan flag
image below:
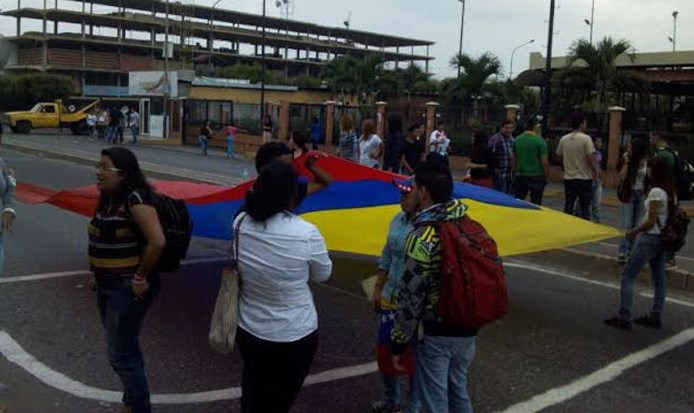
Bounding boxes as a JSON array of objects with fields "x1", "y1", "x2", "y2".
[{"x1": 17, "y1": 154, "x2": 620, "y2": 257}]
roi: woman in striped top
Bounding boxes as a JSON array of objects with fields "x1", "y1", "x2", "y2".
[{"x1": 89, "y1": 147, "x2": 165, "y2": 413}]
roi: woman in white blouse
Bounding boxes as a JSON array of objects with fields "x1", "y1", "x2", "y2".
[{"x1": 233, "y1": 160, "x2": 333, "y2": 413}]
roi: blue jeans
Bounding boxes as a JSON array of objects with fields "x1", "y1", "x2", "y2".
[
  {"x1": 0, "y1": 232, "x2": 5, "y2": 276},
  {"x1": 199, "y1": 135, "x2": 209, "y2": 155},
  {"x1": 492, "y1": 170, "x2": 513, "y2": 195},
  {"x1": 619, "y1": 189, "x2": 646, "y2": 255},
  {"x1": 619, "y1": 233, "x2": 666, "y2": 321},
  {"x1": 573, "y1": 181, "x2": 603, "y2": 222},
  {"x1": 383, "y1": 374, "x2": 421, "y2": 413},
  {"x1": 225, "y1": 135, "x2": 235, "y2": 157},
  {"x1": 131, "y1": 126, "x2": 139, "y2": 143},
  {"x1": 416, "y1": 335, "x2": 476, "y2": 413},
  {"x1": 97, "y1": 275, "x2": 160, "y2": 413}
]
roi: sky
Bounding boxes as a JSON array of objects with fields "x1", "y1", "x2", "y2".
[{"x1": 2, "y1": 0, "x2": 693, "y2": 79}]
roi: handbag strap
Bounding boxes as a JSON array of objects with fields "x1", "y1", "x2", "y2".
[{"x1": 232, "y1": 213, "x2": 248, "y2": 262}]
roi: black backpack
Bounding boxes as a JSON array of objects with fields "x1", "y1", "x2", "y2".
[
  {"x1": 664, "y1": 147, "x2": 694, "y2": 201},
  {"x1": 154, "y1": 195, "x2": 193, "y2": 272},
  {"x1": 659, "y1": 203, "x2": 690, "y2": 253},
  {"x1": 128, "y1": 193, "x2": 193, "y2": 273}
]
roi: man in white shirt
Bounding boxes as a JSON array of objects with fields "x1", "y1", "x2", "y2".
[{"x1": 555, "y1": 114, "x2": 598, "y2": 220}]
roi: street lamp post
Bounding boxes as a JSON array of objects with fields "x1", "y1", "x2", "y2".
[
  {"x1": 509, "y1": 39, "x2": 534, "y2": 80},
  {"x1": 589, "y1": 0, "x2": 595, "y2": 44},
  {"x1": 260, "y1": 0, "x2": 267, "y2": 122},
  {"x1": 456, "y1": 0, "x2": 465, "y2": 78},
  {"x1": 672, "y1": 11, "x2": 678, "y2": 52},
  {"x1": 209, "y1": 0, "x2": 222, "y2": 70},
  {"x1": 541, "y1": 0, "x2": 556, "y2": 138}
]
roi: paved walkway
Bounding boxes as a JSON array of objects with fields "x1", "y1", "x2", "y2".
[{"x1": 4, "y1": 130, "x2": 694, "y2": 290}]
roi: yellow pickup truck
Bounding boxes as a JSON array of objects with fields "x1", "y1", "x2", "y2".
[{"x1": 1, "y1": 99, "x2": 100, "y2": 135}]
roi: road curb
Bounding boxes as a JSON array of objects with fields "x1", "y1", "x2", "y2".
[{"x1": 2, "y1": 141, "x2": 234, "y2": 185}]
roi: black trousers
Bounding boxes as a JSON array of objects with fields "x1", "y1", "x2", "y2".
[
  {"x1": 564, "y1": 179, "x2": 593, "y2": 220},
  {"x1": 237, "y1": 328, "x2": 318, "y2": 413},
  {"x1": 514, "y1": 175, "x2": 546, "y2": 205}
]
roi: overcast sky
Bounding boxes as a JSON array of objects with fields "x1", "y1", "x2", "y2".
[{"x1": 2, "y1": 0, "x2": 692, "y2": 79}]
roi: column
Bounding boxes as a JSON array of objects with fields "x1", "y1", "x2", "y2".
[
  {"x1": 278, "y1": 100, "x2": 289, "y2": 141},
  {"x1": 425, "y1": 101, "x2": 439, "y2": 155},
  {"x1": 376, "y1": 101, "x2": 387, "y2": 139},
  {"x1": 324, "y1": 101, "x2": 336, "y2": 151},
  {"x1": 606, "y1": 106, "x2": 626, "y2": 188},
  {"x1": 504, "y1": 104, "x2": 520, "y2": 122}
]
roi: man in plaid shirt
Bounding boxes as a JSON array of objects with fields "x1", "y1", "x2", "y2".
[{"x1": 488, "y1": 120, "x2": 516, "y2": 194}]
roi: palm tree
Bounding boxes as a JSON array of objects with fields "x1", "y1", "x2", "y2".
[
  {"x1": 563, "y1": 37, "x2": 648, "y2": 109},
  {"x1": 448, "y1": 52, "x2": 502, "y2": 122},
  {"x1": 449, "y1": 52, "x2": 502, "y2": 102},
  {"x1": 322, "y1": 54, "x2": 385, "y2": 104}
]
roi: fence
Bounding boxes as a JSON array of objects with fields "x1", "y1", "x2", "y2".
[
  {"x1": 438, "y1": 103, "x2": 505, "y2": 155},
  {"x1": 289, "y1": 103, "x2": 325, "y2": 142}
]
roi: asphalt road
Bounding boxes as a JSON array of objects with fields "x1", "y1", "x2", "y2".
[{"x1": 1, "y1": 146, "x2": 694, "y2": 413}]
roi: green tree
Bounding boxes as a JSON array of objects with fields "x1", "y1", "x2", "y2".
[
  {"x1": 322, "y1": 54, "x2": 387, "y2": 104},
  {"x1": 0, "y1": 74, "x2": 74, "y2": 111},
  {"x1": 562, "y1": 37, "x2": 648, "y2": 110},
  {"x1": 448, "y1": 52, "x2": 502, "y2": 104}
]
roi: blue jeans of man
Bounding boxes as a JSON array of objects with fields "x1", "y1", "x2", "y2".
[
  {"x1": 619, "y1": 189, "x2": 646, "y2": 256},
  {"x1": 514, "y1": 175, "x2": 546, "y2": 205},
  {"x1": 619, "y1": 233, "x2": 666, "y2": 321},
  {"x1": 199, "y1": 135, "x2": 209, "y2": 155},
  {"x1": 97, "y1": 275, "x2": 160, "y2": 413},
  {"x1": 416, "y1": 335, "x2": 476, "y2": 413},
  {"x1": 383, "y1": 373, "x2": 422, "y2": 413},
  {"x1": 564, "y1": 179, "x2": 593, "y2": 220},
  {"x1": 492, "y1": 170, "x2": 513, "y2": 195}
]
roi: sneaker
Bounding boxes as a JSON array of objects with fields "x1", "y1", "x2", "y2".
[
  {"x1": 369, "y1": 401, "x2": 402, "y2": 413},
  {"x1": 634, "y1": 314, "x2": 662, "y2": 329},
  {"x1": 666, "y1": 259, "x2": 677, "y2": 270},
  {"x1": 604, "y1": 316, "x2": 632, "y2": 330}
]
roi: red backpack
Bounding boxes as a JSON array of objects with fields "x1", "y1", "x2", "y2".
[{"x1": 424, "y1": 216, "x2": 508, "y2": 329}]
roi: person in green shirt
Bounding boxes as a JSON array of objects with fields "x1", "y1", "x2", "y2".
[
  {"x1": 512, "y1": 117, "x2": 550, "y2": 205},
  {"x1": 650, "y1": 131, "x2": 676, "y2": 168}
]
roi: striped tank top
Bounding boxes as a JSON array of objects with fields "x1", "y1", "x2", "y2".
[{"x1": 88, "y1": 191, "x2": 148, "y2": 277}]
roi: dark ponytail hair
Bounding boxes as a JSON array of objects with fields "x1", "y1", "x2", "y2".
[
  {"x1": 245, "y1": 160, "x2": 298, "y2": 222},
  {"x1": 649, "y1": 156, "x2": 675, "y2": 205},
  {"x1": 98, "y1": 147, "x2": 154, "y2": 211},
  {"x1": 626, "y1": 138, "x2": 648, "y2": 186}
]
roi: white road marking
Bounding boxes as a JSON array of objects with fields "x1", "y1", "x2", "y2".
[
  {"x1": 507, "y1": 261, "x2": 694, "y2": 308},
  {"x1": 0, "y1": 257, "x2": 229, "y2": 284},
  {"x1": 0, "y1": 330, "x2": 376, "y2": 404},
  {"x1": 497, "y1": 327, "x2": 694, "y2": 413}
]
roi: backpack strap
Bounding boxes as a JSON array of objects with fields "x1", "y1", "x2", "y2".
[{"x1": 232, "y1": 213, "x2": 248, "y2": 264}]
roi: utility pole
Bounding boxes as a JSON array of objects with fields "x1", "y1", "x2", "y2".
[
  {"x1": 260, "y1": 0, "x2": 267, "y2": 123},
  {"x1": 541, "y1": 0, "x2": 556, "y2": 138},
  {"x1": 672, "y1": 11, "x2": 678, "y2": 52},
  {"x1": 589, "y1": 0, "x2": 595, "y2": 45},
  {"x1": 456, "y1": 0, "x2": 466, "y2": 78}
]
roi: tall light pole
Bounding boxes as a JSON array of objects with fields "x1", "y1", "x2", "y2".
[
  {"x1": 541, "y1": 0, "x2": 556, "y2": 138},
  {"x1": 456, "y1": 0, "x2": 466, "y2": 78},
  {"x1": 672, "y1": 10, "x2": 678, "y2": 52},
  {"x1": 260, "y1": 0, "x2": 267, "y2": 123},
  {"x1": 509, "y1": 39, "x2": 534, "y2": 80},
  {"x1": 588, "y1": 0, "x2": 595, "y2": 44},
  {"x1": 209, "y1": 0, "x2": 223, "y2": 70}
]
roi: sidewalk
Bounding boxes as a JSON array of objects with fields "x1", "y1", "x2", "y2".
[{"x1": 4, "y1": 130, "x2": 694, "y2": 290}]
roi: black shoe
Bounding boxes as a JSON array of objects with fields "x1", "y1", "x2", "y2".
[
  {"x1": 634, "y1": 314, "x2": 662, "y2": 329},
  {"x1": 604, "y1": 316, "x2": 632, "y2": 330}
]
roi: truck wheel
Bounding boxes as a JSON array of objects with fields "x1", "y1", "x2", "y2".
[
  {"x1": 9, "y1": 126, "x2": 17, "y2": 133},
  {"x1": 70, "y1": 120, "x2": 89, "y2": 135},
  {"x1": 15, "y1": 121, "x2": 32, "y2": 134}
]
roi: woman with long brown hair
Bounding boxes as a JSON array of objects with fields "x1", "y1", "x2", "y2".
[{"x1": 605, "y1": 156, "x2": 674, "y2": 330}]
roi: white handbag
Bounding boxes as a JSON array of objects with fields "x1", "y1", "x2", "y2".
[{"x1": 208, "y1": 215, "x2": 246, "y2": 354}]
